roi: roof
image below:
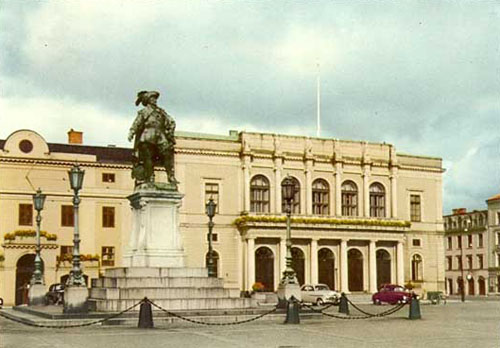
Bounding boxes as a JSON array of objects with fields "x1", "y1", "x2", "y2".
[
  {"x1": 487, "y1": 193, "x2": 500, "y2": 202},
  {"x1": 48, "y1": 143, "x2": 133, "y2": 163}
]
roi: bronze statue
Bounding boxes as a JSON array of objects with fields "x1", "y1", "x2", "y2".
[{"x1": 128, "y1": 91, "x2": 177, "y2": 188}]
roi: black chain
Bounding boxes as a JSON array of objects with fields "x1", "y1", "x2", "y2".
[
  {"x1": 146, "y1": 299, "x2": 278, "y2": 326},
  {"x1": 346, "y1": 298, "x2": 407, "y2": 317},
  {"x1": 300, "y1": 301, "x2": 406, "y2": 320},
  {"x1": 0, "y1": 299, "x2": 145, "y2": 329}
]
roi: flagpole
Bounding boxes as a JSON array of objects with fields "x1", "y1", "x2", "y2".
[{"x1": 316, "y1": 61, "x2": 321, "y2": 138}]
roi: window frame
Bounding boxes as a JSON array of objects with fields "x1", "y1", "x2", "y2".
[
  {"x1": 18, "y1": 203, "x2": 33, "y2": 226},
  {"x1": 341, "y1": 180, "x2": 358, "y2": 216},
  {"x1": 250, "y1": 175, "x2": 270, "y2": 213},
  {"x1": 369, "y1": 182, "x2": 386, "y2": 218},
  {"x1": 61, "y1": 205, "x2": 74, "y2": 227},
  {"x1": 281, "y1": 176, "x2": 301, "y2": 214},
  {"x1": 101, "y1": 246, "x2": 115, "y2": 267},
  {"x1": 312, "y1": 178, "x2": 329, "y2": 216},
  {"x1": 102, "y1": 206, "x2": 115, "y2": 228},
  {"x1": 410, "y1": 194, "x2": 421, "y2": 222},
  {"x1": 204, "y1": 182, "x2": 220, "y2": 213}
]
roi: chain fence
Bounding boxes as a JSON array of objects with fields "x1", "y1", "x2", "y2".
[
  {"x1": 147, "y1": 298, "x2": 278, "y2": 326},
  {"x1": 0, "y1": 299, "x2": 145, "y2": 329}
]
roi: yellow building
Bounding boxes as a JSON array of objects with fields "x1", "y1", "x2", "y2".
[{"x1": 0, "y1": 128, "x2": 445, "y2": 306}]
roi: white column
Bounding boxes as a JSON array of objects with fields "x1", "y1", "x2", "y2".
[
  {"x1": 310, "y1": 239, "x2": 318, "y2": 284},
  {"x1": 340, "y1": 239, "x2": 349, "y2": 293},
  {"x1": 279, "y1": 238, "x2": 286, "y2": 276},
  {"x1": 397, "y1": 241, "x2": 405, "y2": 286},
  {"x1": 247, "y1": 237, "x2": 255, "y2": 291},
  {"x1": 243, "y1": 157, "x2": 251, "y2": 212},
  {"x1": 274, "y1": 160, "x2": 282, "y2": 214},
  {"x1": 390, "y1": 168, "x2": 398, "y2": 218},
  {"x1": 335, "y1": 163, "x2": 342, "y2": 216},
  {"x1": 305, "y1": 160, "x2": 313, "y2": 215},
  {"x1": 363, "y1": 167, "x2": 370, "y2": 217},
  {"x1": 369, "y1": 240, "x2": 377, "y2": 293}
]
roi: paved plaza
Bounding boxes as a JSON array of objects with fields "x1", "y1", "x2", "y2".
[{"x1": 1, "y1": 300, "x2": 499, "y2": 348}]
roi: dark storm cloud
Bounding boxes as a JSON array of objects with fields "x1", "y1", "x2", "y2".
[{"x1": 0, "y1": 1, "x2": 498, "y2": 213}]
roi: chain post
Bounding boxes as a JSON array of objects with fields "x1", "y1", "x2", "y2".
[
  {"x1": 408, "y1": 293, "x2": 421, "y2": 320},
  {"x1": 338, "y1": 292, "x2": 349, "y2": 315},
  {"x1": 138, "y1": 297, "x2": 154, "y2": 328}
]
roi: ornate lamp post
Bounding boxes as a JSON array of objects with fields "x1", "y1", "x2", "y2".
[
  {"x1": 281, "y1": 176, "x2": 299, "y2": 284},
  {"x1": 277, "y1": 175, "x2": 301, "y2": 316},
  {"x1": 205, "y1": 198, "x2": 217, "y2": 278},
  {"x1": 28, "y1": 188, "x2": 46, "y2": 305},
  {"x1": 460, "y1": 218, "x2": 471, "y2": 303},
  {"x1": 64, "y1": 164, "x2": 88, "y2": 313}
]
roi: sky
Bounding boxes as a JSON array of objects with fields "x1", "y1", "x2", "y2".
[{"x1": 0, "y1": 1, "x2": 498, "y2": 214}]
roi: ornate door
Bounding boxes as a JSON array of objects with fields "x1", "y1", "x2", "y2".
[
  {"x1": 318, "y1": 248, "x2": 335, "y2": 290},
  {"x1": 376, "y1": 249, "x2": 391, "y2": 289},
  {"x1": 348, "y1": 248, "x2": 363, "y2": 291},
  {"x1": 291, "y1": 248, "x2": 305, "y2": 285},
  {"x1": 255, "y1": 247, "x2": 274, "y2": 291}
]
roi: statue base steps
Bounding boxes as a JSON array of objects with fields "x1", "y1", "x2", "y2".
[{"x1": 89, "y1": 267, "x2": 255, "y2": 312}]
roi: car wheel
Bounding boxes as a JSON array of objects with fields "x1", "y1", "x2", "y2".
[
  {"x1": 373, "y1": 299, "x2": 381, "y2": 305},
  {"x1": 316, "y1": 298, "x2": 325, "y2": 306}
]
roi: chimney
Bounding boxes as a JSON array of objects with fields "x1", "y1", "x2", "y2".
[
  {"x1": 452, "y1": 208, "x2": 467, "y2": 215},
  {"x1": 67, "y1": 129, "x2": 83, "y2": 144}
]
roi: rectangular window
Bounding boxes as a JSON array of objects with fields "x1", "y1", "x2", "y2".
[
  {"x1": 59, "y1": 245, "x2": 73, "y2": 262},
  {"x1": 467, "y1": 255, "x2": 473, "y2": 270},
  {"x1": 18, "y1": 204, "x2": 33, "y2": 226},
  {"x1": 102, "y1": 207, "x2": 115, "y2": 228},
  {"x1": 467, "y1": 235, "x2": 473, "y2": 248},
  {"x1": 102, "y1": 173, "x2": 115, "y2": 183},
  {"x1": 497, "y1": 212, "x2": 500, "y2": 225},
  {"x1": 205, "y1": 183, "x2": 219, "y2": 213},
  {"x1": 207, "y1": 233, "x2": 218, "y2": 242},
  {"x1": 478, "y1": 233, "x2": 483, "y2": 248},
  {"x1": 447, "y1": 236, "x2": 452, "y2": 250},
  {"x1": 410, "y1": 195, "x2": 421, "y2": 222},
  {"x1": 101, "y1": 246, "x2": 115, "y2": 266},
  {"x1": 478, "y1": 255, "x2": 484, "y2": 269},
  {"x1": 412, "y1": 239, "x2": 421, "y2": 247},
  {"x1": 457, "y1": 235, "x2": 462, "y2": 249},
  {"x1": 446, "y1": 256, "x2": 452, "y2": 271},
  {"x1": 456, "y1": 256, "x2": 462, "y2": 270},
  {"x1": 61, "y1": 205, "x2": 74, "y2": 227}
]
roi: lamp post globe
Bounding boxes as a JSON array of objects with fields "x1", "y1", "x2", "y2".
[{"x1": 205, "y1": 198, "x2": 217, "y2": 278}]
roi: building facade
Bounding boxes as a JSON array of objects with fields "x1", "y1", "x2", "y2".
[
  {"x1": 487, "y1": 194, "x2": 500, "y2": 294},
  {"x1": 443, "y1": 208, "x2": 489, "y2": 296},
  {"x1": 0, "y1": 129, "x2": 445, "y2": 306}
]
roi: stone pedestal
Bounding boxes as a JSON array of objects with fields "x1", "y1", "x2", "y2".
[
  {"x1": 64, "y1": 285, "x2": 89, "y2": 313},
  {"x1": 123, "y1": 188, "x2": 186, "y2": 268},
  {"x1": 28, "y1": 283, "x2": 46, "y2": 306},
  {"x1": 276, "y1": 282, "x2": 301, "y2": 308}
]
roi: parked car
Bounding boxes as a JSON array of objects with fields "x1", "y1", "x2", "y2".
[
  {"x1": 372, "y1": 284, "x2": 412, "y2": 305},
  {"x1": 45, "y1": 283, "x2": 65, "y2": 305},
  {"x1": 300, "y1": 284, "x2": 340, "y2": 306},
  {"x1": 0, "y1": 297, "x2": 3, "y2": 308}
]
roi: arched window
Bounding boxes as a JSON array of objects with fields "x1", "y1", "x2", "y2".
[
  {"x1": 312, "y1": 179, "x2": 329, "y2": 215},
  {"x1": 205, "y1": 250, "x2": 220, "y2": 278},
  {"x1": 281, "y1": 177, "x2": 300, "y2": 214},
  {"x1": 250, "y1": 175, "x2": 270, "y2": 213},
  {"x1": 341, "y1": 181, "x2": 358, "y2": 216},
  {"x1": 369, "y1": 183, "x2": 385, "y2": 217},
  {"x1": 411, "y1": 254, "x2": 423, "y2": 281}
]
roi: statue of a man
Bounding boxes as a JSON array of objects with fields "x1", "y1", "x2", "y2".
[{"x1": 128, "y1": 91, "x2": 177, "y2": 187}]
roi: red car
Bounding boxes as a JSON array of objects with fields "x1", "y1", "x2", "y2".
[{"x1": 372, "y1": 284, "x2": 412, "y2": 305}]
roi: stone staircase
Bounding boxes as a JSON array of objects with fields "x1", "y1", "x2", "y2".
[{"x1": 89, "y1": 267, "x2": 256, "y2": 312}]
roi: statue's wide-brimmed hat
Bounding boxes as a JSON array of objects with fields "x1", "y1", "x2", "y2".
[{"x1": 135, "y1": 90, "x2": 160, "y2": 106}]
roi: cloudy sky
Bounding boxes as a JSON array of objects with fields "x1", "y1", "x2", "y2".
[{"x1": 0, "y1": 1, "x2": 498, "y2": 214}]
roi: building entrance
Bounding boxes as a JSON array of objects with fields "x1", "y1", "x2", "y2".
[
  {"x1": 318, "y1": 248, "x2": 335, "y2": 290},
  {"x1": 348, "y1": 248, "x2": 363, "y2": 291},
  {"x1": 15, "y1": 254, "x2": 44, "y2": 305},
  {"x1": 255, "y1": 247, "x2": 274, "y2": 291},
  {"x1": 376, "y1": 249, "x2": 391, "y2": 289},
  {"x1": 479, "y1": 277, "x2": 486, "y2": 295},
  {"x1": 291, "y1": 247, "x2": 305, "y2": 286}
]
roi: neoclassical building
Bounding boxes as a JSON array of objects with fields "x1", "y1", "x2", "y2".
[{"x1": 0, "y1": 129, "x2": 445, "y2": 305}]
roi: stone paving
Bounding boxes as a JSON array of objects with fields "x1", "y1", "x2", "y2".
[{"x1": 1, "y1": 300, "x2": 499, "y2": 348}]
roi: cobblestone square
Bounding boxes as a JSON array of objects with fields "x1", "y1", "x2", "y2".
[{"x1": 1, "y1": 301, "x2": 499, "y2": 348}]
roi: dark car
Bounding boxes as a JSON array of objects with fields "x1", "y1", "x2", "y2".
[
  {"x1": 0, "y1": 297, "x2": 3, "y2": 308},
  {"x1": 45, "y1": 283, "x2": 65, "y2": 305},
  {"x1": 372, "y1": 284, "x2": 412, "y2": 305}
]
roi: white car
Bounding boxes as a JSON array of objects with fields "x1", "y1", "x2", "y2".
[{"x1": 300, "y1": 284, "x2": 340, "y2": 306}]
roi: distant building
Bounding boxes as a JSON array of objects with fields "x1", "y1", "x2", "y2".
[
  {"x1": 487, "y1": 194, "x2": 500, "y2": 294},
  {"x1": 0, "y1": 128, "x2": 445, "y2": 305},
  {"x1": 443, "y1": 208, "x2": 488, "y2": 296}
]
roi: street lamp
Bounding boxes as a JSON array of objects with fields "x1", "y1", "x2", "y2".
[
  {"x1": 281, "y1": 176, "x2": 298, "y2": 284},
  {"x1": 205, "y1": 198, "x2": 217, "y2": 278},
  {"x1": 28, "y1": 188, "x2": 46, "y2": 305},
  {"x1": 64, "y1": 164, "x2": 88, "y2": 313},
  {"x1": 67, "y1": 164, "x2": 85, "y2": 287},
  {"x1": 460, "y1": 218, "x2": 471, "y2": 303},
  {"x1": 31, "y1": 188, "x2": 46, "y2": 285}
]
